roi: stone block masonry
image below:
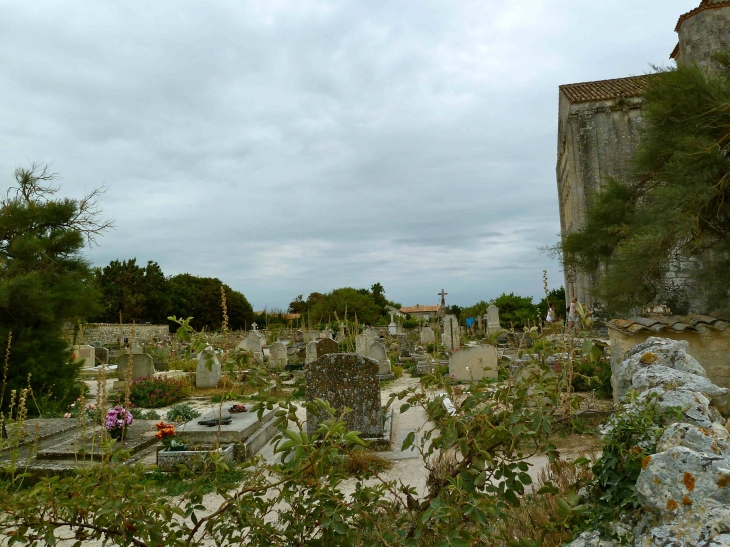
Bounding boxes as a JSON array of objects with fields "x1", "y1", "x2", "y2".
[{"x1": 64, "y1": 323, "x2": 170, "y2": 347}]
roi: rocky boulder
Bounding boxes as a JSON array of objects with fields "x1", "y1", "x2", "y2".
[
  {"x1": 612, "y1": 337, "x2": 705, "y2": 401},
  {"x1": 656, "y1": 422, "x2": 730, "y2": 455},
  {"x1": 632, "y1": 365, "x2": 730, "y2": 415}
]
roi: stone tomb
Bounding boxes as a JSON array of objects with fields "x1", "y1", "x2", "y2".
[
  {"x1": 196, "y1": 348, "x2": 222, "y2": 388},
  {"x1": 1, "y1": 419, "x2": 160, "y2": 476},
  {"x1": 176, "y1": 406, "x2": 279, "y2": 459},
  {"x1": 117, "y1": 353, "x2": 155, "y2": 381},
  {"x1": 269, "y1": 342, "x2": 288, "y2": 370},
  {"x1": 368, "y1": 342, "x2": 393, "y2": 378},
  {"x1": 305, "y1": 353, "x2": 392, "y2": 450},
  {"x1": 442, "y1": 315, "x2": 461, "y2": 352},
  {"x1": 420, "y1": 327, "x2": 435, "y2": 346},
  {"x1": 95, "y1": 347, "x2": 109, "y2": 365},
  {"x1": 449, "y1": 345, "x2": 499, "y2": 382}
]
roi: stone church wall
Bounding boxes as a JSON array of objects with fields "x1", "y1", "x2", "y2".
[
  {"x1": 676, "y1": 5, "x2": 730, "y2": 69},
  {"x1": 557, "y1": 94, "x2": 645, "y2": 307}
]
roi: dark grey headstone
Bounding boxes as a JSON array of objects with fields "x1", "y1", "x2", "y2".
[
  {"x1": 306, "y1": 353, "x2": 382, "y2": 437},
  {"x1": 316, "y1": 337, "x2": 339, "y2": 357}
]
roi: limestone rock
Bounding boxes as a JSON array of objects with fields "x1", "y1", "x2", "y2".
[
  {"x1": 631, "y1": 365, "x2": 730, "y2": 415},
  {"x1": 613, "y1": 337, "x2": 705, "y2": 401},
  {"x1": 563, "y1": 530, "x2": 619, "y2": 547},
  {"x1": 635, "y1": 505, "x2": 730, "y2": 547},
  {"x1": 638, "y1": 389, "x2": 715, "y2": 429},
  {"x1": 636, "y1": 446, "x2": 730, "y2": 519},
  {"x1": 656, "y1": 422, "x2": 730, "y2": 455}
]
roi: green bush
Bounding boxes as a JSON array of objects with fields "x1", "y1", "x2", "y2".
[
  {"x1": 402, "y1": 320, "x2": 419, "y2": 329},
  {"x1": 165, "y1": 403, "x2": 201, "y2": 423},
  {"x1": 130, "y1": 408, "x2": 161, "y2": 420},
  {"x1": 571, "y1": 357, "x2": 613, "y2": 398},
  {"x1": 127, "y1": 377, "x2": 190, "y2": 408},
  {"x1": 392, "y1": 365, "x2": 404, "y2": 379}
]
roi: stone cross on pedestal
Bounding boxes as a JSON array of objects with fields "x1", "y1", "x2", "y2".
[
  {"x1": 438, "y1": 289, "x2": 448, "y2": 308},
  {"x1": 251, "y1": 323, "x2": 258, "y2": 331}
]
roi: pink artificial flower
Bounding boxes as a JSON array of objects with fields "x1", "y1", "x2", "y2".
[{"x1": 64, "y1": 412, "x2": 72, "y2": 418}]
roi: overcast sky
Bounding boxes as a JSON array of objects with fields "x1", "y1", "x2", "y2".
[{"x1": 0, "y1": 0, "x2": 698, "y2": 311}]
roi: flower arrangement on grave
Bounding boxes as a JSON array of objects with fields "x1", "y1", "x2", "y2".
[
  {"x1": 104, "y1": 405, "x2": 133, "y2": 440},
  {"x1": 63, "y1": 399, "x2": 98, "y2": 420},
  {"x1": 155, "y1": 421, "x2": 186, "y2": 451}
]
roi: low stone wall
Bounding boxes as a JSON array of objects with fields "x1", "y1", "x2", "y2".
[
  {"x1": 569, "y1": 337, "x2": 730, "y2": 547},
  {"x1": 67, "y1": 324, "x2": 170, "y2": 346}
]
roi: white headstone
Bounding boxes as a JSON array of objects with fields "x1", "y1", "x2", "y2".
[
  {"x1": 420, "y1": 327, "x2": 435, "y2": 346},
  {"x1": 238, "y1": 332, "x2": 263, "y2": 354},
  {"x1": 196, "y1": 348, "x2": 222, "y2": 388},
  {"x1": 269, "y1": 342, "x2": 288, "y2": 369},
  {"x1": 131, "y1": 342, "x2": 144, "y2": 355},
  {"x1": 321, "y1": 327, "x2": 334, "y2": 340},
  {"x1": 368, "y1": 342, "x2": 391, "y2": 376},
  {"x1": 442, "y1": 315, "x2": 460, "y2": 352},
  {"x1": 487, "y1": 305, "x2": 502, "y2": 334},
  {"x1": 388, "y1": 321, "x2": 397, "y2": 336},
  {"x1": 74, "y1": 345, "x2": 95, "y2": 368},
  {"x1": 449, "y1": 345, "x2": 498, "y2": 382},
  {"x1": 305, "y1": 340, "x2": 318, "y2": 364}
]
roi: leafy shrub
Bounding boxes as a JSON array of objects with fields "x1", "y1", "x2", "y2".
[
  {"x1": 402, "y1": 319, "x2": 419, "y2": 329},
  {"x1": 167, "y1": 358, "x2": 196, "y2": 372},
  {"x1": 127, "y1": 377, "x2": 190, "y2": 408},
  {"x1": 571, "y1": 358, "x2": 613, "y2": 398},
  {"x1": 130, "y1": 408, "x2": 161, "y2": 420},
  {"x1": 425, "y1": 343, "x2": 435, "y2": 353},
  {"x1": 392, "y1": 365, "x2": 404, "y2": 379},
  {"x1": 165, "y1": 403, "x2": 201, "y2": 423}
]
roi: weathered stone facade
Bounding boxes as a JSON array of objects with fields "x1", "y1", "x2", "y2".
[
  {"x1": 557, "y1": 1, "x2": 730, "y2": 310},
  {"x1": 557, "y1": 81, "x2": 647, "y2": 308}
]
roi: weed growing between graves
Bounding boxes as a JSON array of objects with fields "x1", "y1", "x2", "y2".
[
  {"x1": 165, "y1": 403, "x2": 201, "y2": 423},
  {"x1": 143, "y1": 466, "x2": 248, "y2": 497},
  {"x1": 342, "y1": 450, "x2": 393, "y2": 477},
  {"x1": 122, "y1": 377, "x2": 191, "y2": 408}
]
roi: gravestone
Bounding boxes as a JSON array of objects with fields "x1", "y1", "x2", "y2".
[
  {"x1": 131, "y1": 342, "x2": 144, "y2": 355},
  {"x1": 355, "y1": 334, "x2": 368, "y2": 356},
  {"x1": 196, "y1": 348, "x2": 222, "y2": 388},
  {"x1": 442, "y1": 315, "x2": 460, "y2": 352},
  {"x1": 269, "y1": 342, "x2": 288, "y2": 369},
  {"x1": 305, "y1": 341, "x2": 318, "y2": 364},
  {"x1": 336, "y1": 323, "x2": 346, "y2": 343},
  {"x1": 321, "y1": 327, "x2": 334, "y2": 340},
  {"x1": 420, "y1": 327, "x2": 435, "y2": 346},
  {"x1": 487, "y1": 305, "x2": 502, "y2": 334},
  {"x1": 305, "y1": 353, "x2": 383, "y2": 438},
  {"x1": 74, "y1": 345, "x2": 95, "y2": 368},
  {"x1": 238, "y1": 332, "x2": 263, "y2": 354},
  {"x1": 117, "y1": 353, "x2": 155, "y2": 381},
  {"x1": 476, "y1": 315, "x2": 483, "y2": 333},
  {"x1": 290, "y1": 330, "x2": 304, "y2": 344},
  {"x1": 368, "y1": 342, "x2": 392, "y2": 377},
  {"x1": 316, "y1": 337, "x2": 339, "y2": 358},
  {"x1": 95, "y1": 347, "x2": 109, "y2": 365},
  {"x1": 449, "y1": 345, "x2": 498, "y2": 382}
]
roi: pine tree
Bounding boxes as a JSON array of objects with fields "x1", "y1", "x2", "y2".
[{"x1": 0, "y1": 165, "x2": 111, "y2": 413}]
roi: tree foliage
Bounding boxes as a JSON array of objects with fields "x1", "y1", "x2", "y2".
[
  {"x1": 167, "y1": 274, "x2": 253, "y2": 331},
  {"x1": 93, "y1": 259, "x2": 171, "y2": 323},
  {"x1": 307, "y1": 287, "x2": 383, "y2": 325},
  {"x1": 563, "y1": 56, "x2": 730, "y2": 314},
  {"x1": 491, "y1": 293, "x2": 539, "y2": 329},
  {"x1": 0, "y1": 165, "x2": 110, "y2": 412}
]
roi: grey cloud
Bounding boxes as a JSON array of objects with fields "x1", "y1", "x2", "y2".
[{"x1": 0, "y1": 0, "x2": 698, "y2": 309}]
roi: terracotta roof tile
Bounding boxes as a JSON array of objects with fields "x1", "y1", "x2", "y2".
[
  {"x1": 676, "y1": 1, "x2": 730, "y2": 32},
  {"x1": 607, "y1": 314, "x2": 729, "y2": 335},
  {"x1": 400, "y1": 305, "x2": 440, "y2": 314},
  {"x1": 560, "y1": 75, "x2": 654, "y2": 104}
]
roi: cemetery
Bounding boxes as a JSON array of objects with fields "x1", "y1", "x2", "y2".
[{"x1": 4, "y1": 1, "x2": 730, "y2": 546}]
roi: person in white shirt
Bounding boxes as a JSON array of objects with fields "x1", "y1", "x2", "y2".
[
  {"x1": 567, "y1": 298, "x2": 578, "y2": 332},
  {"x1": 545, "y1": 303, "x2": 556, "y2": 324}
]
